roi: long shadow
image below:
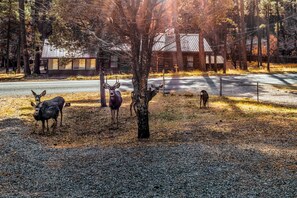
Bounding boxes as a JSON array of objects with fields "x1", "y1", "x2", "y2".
[
  {"x1": 270, "y1": 74, "x2": 292, "y2": 86},
  {"x1": 202, "y1": 75, "x2": 219, "y2": 94}
]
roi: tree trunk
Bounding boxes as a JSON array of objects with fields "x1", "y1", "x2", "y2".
[
  {"x1": 275, "y1": 0, "x2": 280, "y2": 63},
  {"x1": 97, "y1": 51, "x2": 107, "y2": 107},
  {"x1": 240, "y1": 0, "x2": 248, "y2": 70},
  {"x1": 249, "y1": 35, "x2": 254, "y2": 63},
  {"x1": 19, "y1": 0, "x2": 31, "y2": 76},
  {"x1": 172, "y1": 0, "x2": 183, "y2": 71},
  {"x1": 256, "y1": 0, "x2": 263, "y2": 67},
  {"x1": 16, "y1": 34, "x2": 21, "y2": 73},
  {"x1": 199, "y1": 31, "x2": 206, "y2": 71},
  {"x1": 6, "y1": 0, "x2": 12, "y2": 73},
  {"x1": 223, "y1": 35, "x2": 227, "y2": 74},
  {"x1": 266, "y1": 5, "x2": 270, "y2": 72},
  {"x1": 33, "y1": 47, "x2": 41, "y2": 74}
]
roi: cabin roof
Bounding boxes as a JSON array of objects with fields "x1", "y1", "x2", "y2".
[
  {"x1": 153, "y1": 33, "x2": 213, "y2": 52},
  {"x1": 42, "y1": 33, "x2": 213, "y2": 59},
  {"x1": 41, "y1": 40, "x2": 97, "y2": 59}
]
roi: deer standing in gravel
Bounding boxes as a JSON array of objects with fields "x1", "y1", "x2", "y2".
[
  {"x1": 31, "y1": 90, "x2": 70, "y2": 126},
  {"x1": 130, "y1": 84, "x2": 163, "y2": 116},
  {"x1": 31, "y1": 101, "x2": 60, "y2": 133},
  {"x1": 103, "y1": 78, "x2": 122, "y2": 128},
  {"x1": 200, "y1": 90, "x2": 209, "y2": 108}
]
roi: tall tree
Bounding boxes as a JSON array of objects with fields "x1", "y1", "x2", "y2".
[
  {"x1": 239, "y1": 0, "x2": 248, "y2": 70},
  {"x1": 171, "y1": 0, "x2": 183, "y2": 71},
  {"x1": 19, "y1": 0, "x2": 31, "y2": 76}
]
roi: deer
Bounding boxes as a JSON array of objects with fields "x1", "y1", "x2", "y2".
[
  {"x1": 31, "y1": 101, "x2": 60, "y2": 133},
  {"x1": 130, "y1": 84, "x2": 163, "y2": 116},
  {"x1": 31, "y1": 90, "x2": 70, "y2": 126},
  {"x1": 200, "y1": 90, "x2": 209, "y2": 108},
  {"x1": 103, "y1": 78, "x2": 122, "y2": 128}
]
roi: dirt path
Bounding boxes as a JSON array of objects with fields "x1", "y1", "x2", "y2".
[{"x1": 0, "y1": 118, "x2": 296, "y2": 197}]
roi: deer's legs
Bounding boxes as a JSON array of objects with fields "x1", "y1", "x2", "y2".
[
  {"x1": 60, "y1": 110, "x2": 63, "y2": 126},
  {"x1": 110, "y1": 109, "x2": 115, "y2": 124},
  {"x1": 116, "y1": 109, "x2": 119, "y2": 127},
  {"x1": 42, "y1": 120, "x2": 45, "y2": 133},
  {"x1": 46, "y1": 120, "x2": 49, "y2": 131}
]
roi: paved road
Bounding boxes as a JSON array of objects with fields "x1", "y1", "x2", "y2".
[{"x1": 0, "y1": 74, "x2": 296, "y2": 104}]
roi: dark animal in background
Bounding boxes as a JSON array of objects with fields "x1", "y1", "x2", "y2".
[
  {"x1": 31, "y1": 101, "x2": 60, "y2": 133},
  {"x1": 103, "y1": 80, "x2": 122, "y2": 128},
  {"x1": 200, "y1": 90, "x2": 209, "y2": 108},
  {"x1": 31, "y1": 90, "x2": 70, "y2": 126},
  {"x1": 130, "y1": 84, "x2": 163, "y2": 116}
]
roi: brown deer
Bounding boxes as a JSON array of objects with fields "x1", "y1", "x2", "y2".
[
  {"x1": 31, "y1": 90, "x2": 70, "y2": 126},
  {"x1": 200, "y1": 90, "x2": 209, "y2": 108},
  {"x1": 31, "y1": 101, "x2": 60, "y2": 133},
  {"x1": 130, "y1": 84, "x2": 163, "y2": 116},
  {"x1": 103, "y1": 78, "x2": 122, "y2": 128}
]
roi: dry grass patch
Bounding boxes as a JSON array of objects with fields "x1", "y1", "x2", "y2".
[{"x1": 1, "y1": 92, "x2": 296, "y2": 155}]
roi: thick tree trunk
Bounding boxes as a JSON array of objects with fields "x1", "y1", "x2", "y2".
[
  {"x1": 19, "y1": 0, "x2": 31, "y2": 76},
  {"x1": 137, "y1": 100, "x2": 150, "y2": 138},
  {"x1": 172, "y1": 0, "x2": 183, "y2": 71},
  {"x1": 175, "y1": 32, "x2": 183, "y2": 71},
  {"x1": 97, "y1": 51, "x2": 107, "y2": 107}
]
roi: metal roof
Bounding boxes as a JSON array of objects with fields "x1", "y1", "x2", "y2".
[
  {"x1": 42, "y1": 34, "x2": 213, "y2": 58},
  {"x1": 153, "y1": 33, "x2": 213, "y2": 52},
  {"x1": 41, "y1": 40, "x2": 96, "y2": 59}
]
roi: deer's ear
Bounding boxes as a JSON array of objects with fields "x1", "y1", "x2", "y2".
[
  {"x1": 114, "y1": 82, "x2": 121, "y2": 88},
  {"x1": 103, "y1": 83, "x2": 110, "y2": 89},
  {"x1": 159, "y1": 84, "x2": 164, "y2": 88},
  {"x1": 31, "y1": 101, "x2": 36, "y2": 107},
  {"x1": 31, "y1": 90, "x2": 37, "y2": 96},
  {"x1": 41, "y1": 90, "x2": 46, "y2": 96},
  {"x1": 150, "y1": 84, "x2": 155, "y2": 88}
]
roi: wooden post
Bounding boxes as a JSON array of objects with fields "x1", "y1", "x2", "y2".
[
  {"x1": 220, "y1": 77, "x2": 222, "y2": 96},
  {"x1": 257, "y1": 82, "x2": 259, "y2": 102}
]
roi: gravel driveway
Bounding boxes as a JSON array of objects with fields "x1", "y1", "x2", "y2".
[{"x1": 1, "y1": 118, "x2": 296, "y2": 197}]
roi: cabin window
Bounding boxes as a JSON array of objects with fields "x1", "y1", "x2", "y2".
[
  {"x1": 187, "y1": 56, "x2": 194, "y2": 68},
  {"x1": 59, "y1": 58, "x2": 72, "y2": 70},
  {"x1": 73, "y1": 59, "x2": 86, "y2": 70},
  {"x1": 86, "y1": 59, "x2": 96, "y2": 70},
  {"x1": 48, "y1": 59, "x2": 58, "y2": 70},
  {"x1": 110, "y1": 56, "x2": 118, "y2": 68}
]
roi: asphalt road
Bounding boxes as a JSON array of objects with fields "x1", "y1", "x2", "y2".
[{"x1": 0, "y1": 74, "x2": 296, "y2": 104}]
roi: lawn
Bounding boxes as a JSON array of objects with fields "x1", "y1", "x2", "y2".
[{"x1": 1, "y1": 91, "x2": 296, "y2": 152}]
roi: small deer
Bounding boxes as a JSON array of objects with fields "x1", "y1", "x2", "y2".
[
  {"x1": 31, "y1": 90, "x2": 70, "y2": 126},
  {"x1": 130, "y1": 84, "x2": 163, "y2": 116},
  {"x1": 103, "y1": 79, "x2": 122, "y2": 128},
  {"x1": 200, "y1": 90, "x2": 209, "y2": 108},
  {"x1": 31, "y1": 101, "x2": 60, "y2": 133}
]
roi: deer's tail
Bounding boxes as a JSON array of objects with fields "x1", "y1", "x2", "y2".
[{"x1": 64, "y1": 102, "x2": 71, "y2": 107}]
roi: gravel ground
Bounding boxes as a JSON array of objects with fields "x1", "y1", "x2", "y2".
[{"x1": 0, "y1": 119, "x2": 296, "y2": 197}]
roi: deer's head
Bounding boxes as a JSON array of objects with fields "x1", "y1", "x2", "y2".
[
  {"x1": 103, "y1": 82, "x2": 121, "y2": 97},
  {"x1": 150, "y1": 84, "x2": 163, "y2": 92},
  {"x1": 31, "y1": 101, "x2": 42, "y2": 117},
  {"x1": 31, "y1": 90, "x2": 46, "y2": 104}
]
